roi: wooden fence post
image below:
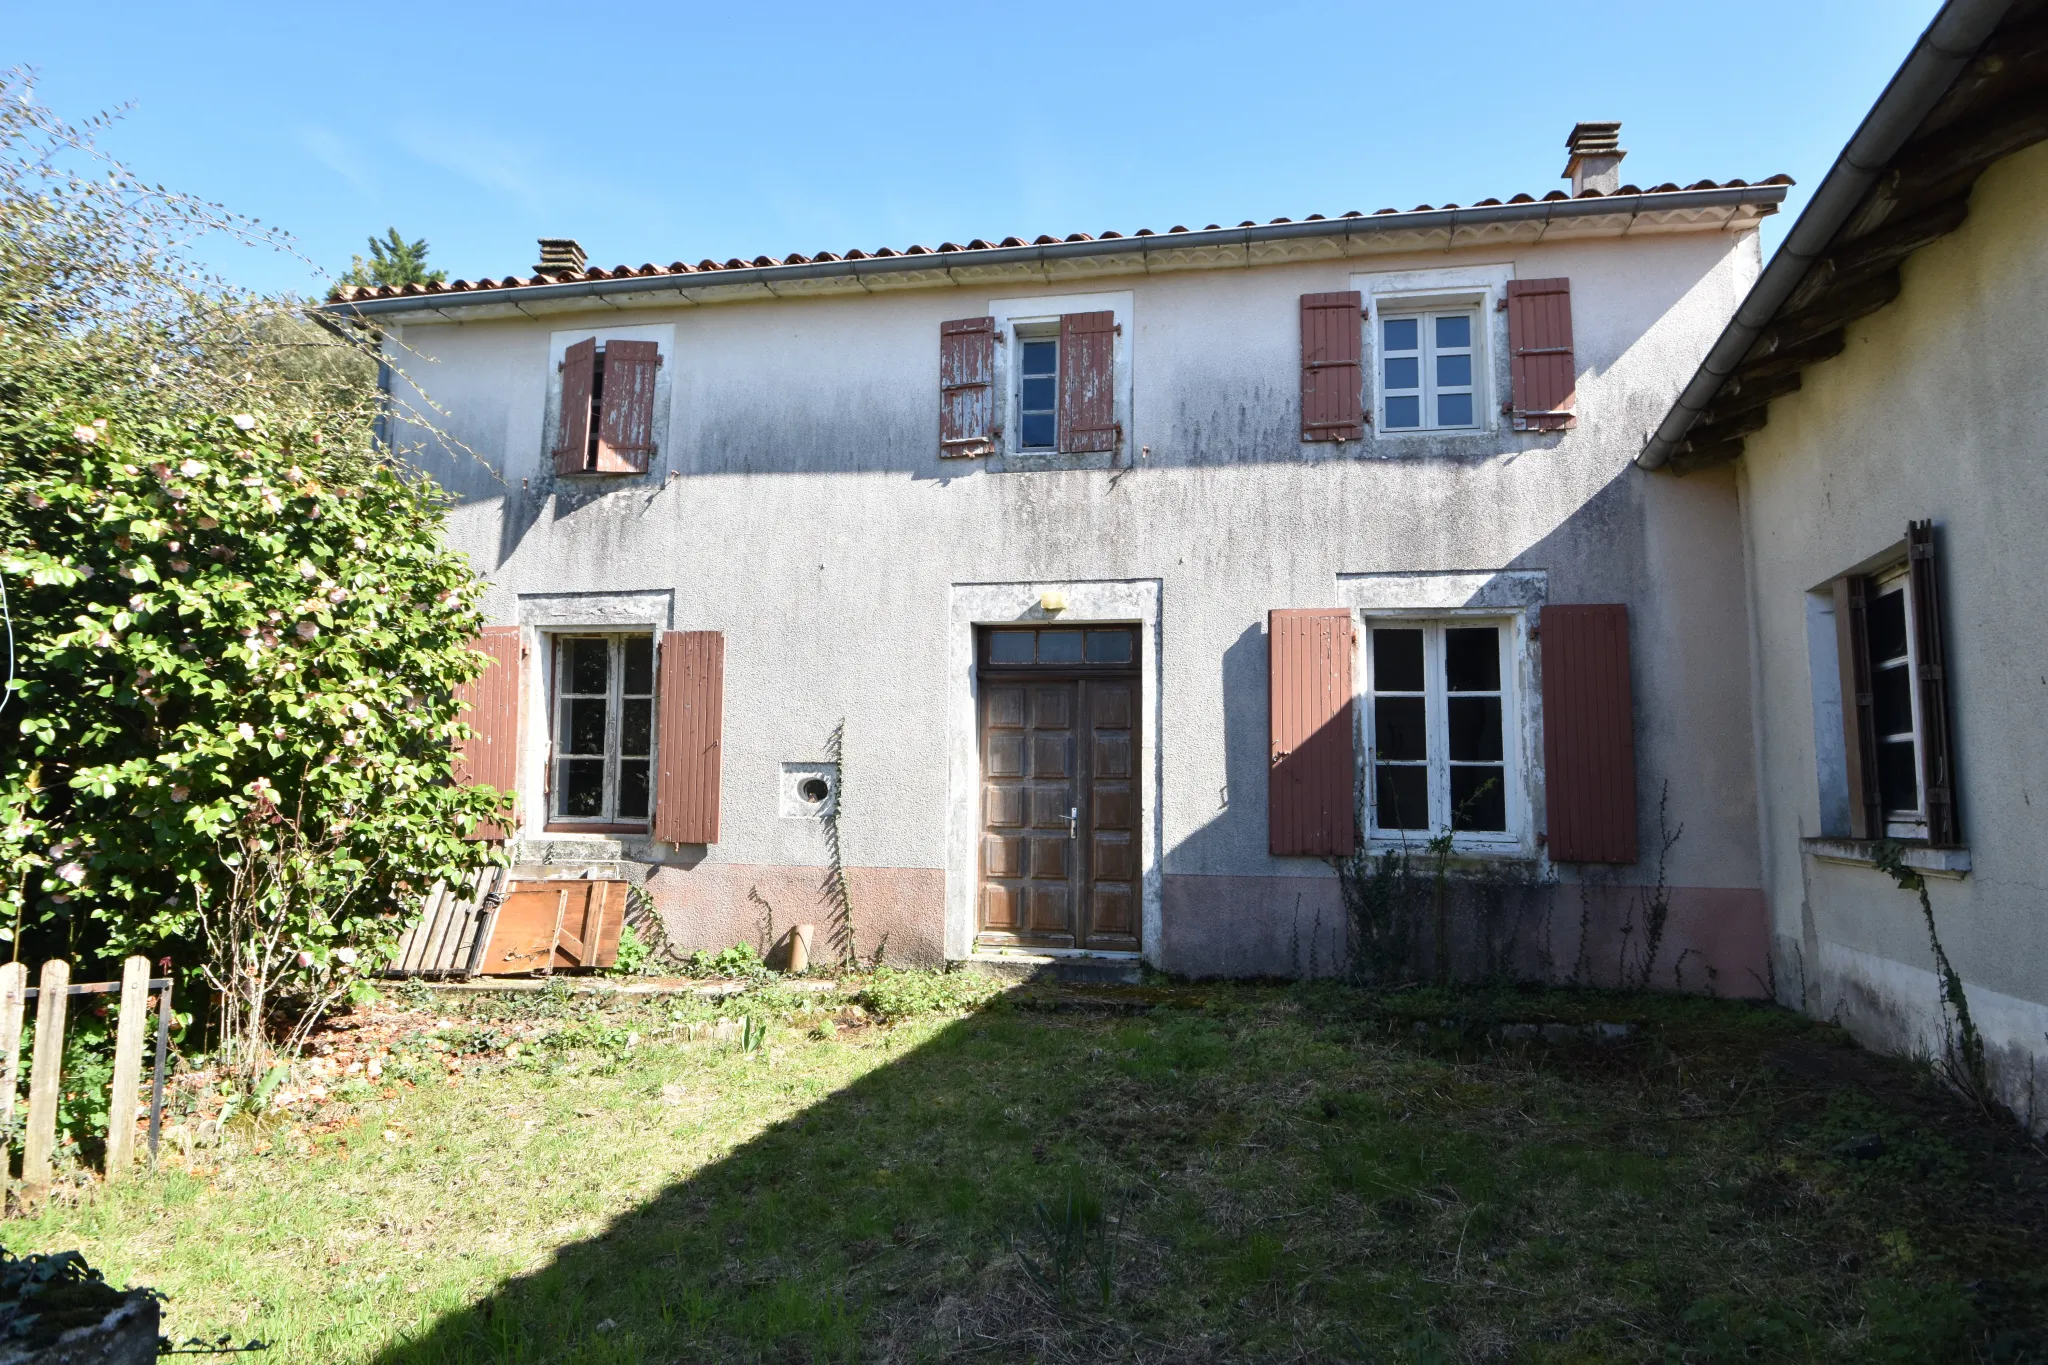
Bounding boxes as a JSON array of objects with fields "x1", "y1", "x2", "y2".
[
  {"x1": 105, "y1": 957, "x2": 150, "y2": 1182},
  {"x1": 0, "y1": 962, "x2": 26, "y2": 1208},
  {"x1": 21, "y1": 959, "x2": 70, "y2": 1200}
]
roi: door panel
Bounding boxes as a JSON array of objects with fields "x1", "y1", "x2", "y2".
[
  {"x1": 1080, "y1": 678, "x2": 1142, "y2": 952},
  {"x1": 978, "y1": 681, "x2": 1079, "y2": 948}
]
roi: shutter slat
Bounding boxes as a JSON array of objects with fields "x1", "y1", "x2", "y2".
[
  {"x1": 595, "y1": 339, "x2": 661, "y2": 473},
  {"x1": 1541, "y1": 604, "x2": 1636, "y2": 862},
  {"x1": 1907, "y1": 520, "x2": 1961, "y2": 845},
  {"x1": 654, "y1": 630, "x2": 725, "y2": 844},
  {"x1": 1059, "y1": 310, "x2": 1118, "y2": 453},
  {"x1": 1268, "y1": 609, "x2": 1356, "y2": 856},
  {"x1": 939, "y1": 316, "x2": 998, "y2": 458},
  {"x1": 1507, "y1": 279, "x2": 1577, "y2": 432},
  {"x1": 1300, "y1": 291, "x2": 1364, "y2": 441},
  {"x1": 553, "y1": 338, "x2": 597, "y2": 476},
  {"x1": 1833, "y1": 575, "x2": 1882, "y2": 839},
  {"x1": 453, "y1": 626, "x2": 523, "y2": 841}
]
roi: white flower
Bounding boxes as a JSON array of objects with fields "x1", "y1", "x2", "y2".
[
  {"x1": 342, "y1": 729, "x2": 361, "y2": 747},
  {"x1": 297, "y1": 560, "x2": 316, "y2": 579},
  {"x1": 55, "y1": 861, "x2": 86, "y2": 885},
  {"x1": 179, "y1": 459, "x2": 207, "y2": 477},
  {"x1": 348, "y1": 701, "x2": 369, "y2": 720},
  {"x1": 334, "y1": 947, "x2": 357, "y2": 966},
  {"x1": 232, "y1": 414, "x2": 257, "y2": 431},
  {"x1": 296, "y1": 950, "x2": 315, "y2": 969},
  {"x1": 73, "y1": 425, "x2": 99, "y2": 445},
  {"x1": 237, "y1": 722, "x2": 255, "y2": 740},
  {"x1": 296, "y1": 621, "x2": 318, "y2": 640}
]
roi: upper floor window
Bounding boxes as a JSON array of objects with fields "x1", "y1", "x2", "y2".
[
  {"x1": 1017, "y1": 333, "x2": 1060, "y2": 450},
  {"x1": 1380, "y1": 310, "x2": 1479, "y2": 432},
  {"x1": 553, "y1": 634, "x2": 655, "y2": 827},
  {"x1": 940, "y1": 293, "x2": 1131, "y2": 463},
  {"x1": 553, "y1": 337, "x2": 663, "y2": 477},
  {"x1": 1366, "y1": 620, "x2": 1516, "y2": 839}
]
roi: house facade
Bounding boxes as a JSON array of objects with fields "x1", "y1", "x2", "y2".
[
  {"x1": 335, "y1": 125, "x2": 1790, "y2": 984},
  {"x1": 1639, "y1": 0, "x2": 2048, "y2": 1125}
]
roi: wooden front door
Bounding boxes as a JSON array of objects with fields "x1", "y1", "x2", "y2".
[{"x1": 977, "y1": 625, "x2": 1141, "y2": 953}]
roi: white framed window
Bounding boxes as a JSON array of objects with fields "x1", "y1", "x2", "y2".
[
  {"x1": 551, "y1": 634, "x2": 656, "y2": 826},
  {"x1": 1364, "y1": 620, "x2": 1519, "y2": 842},
  {"x1": 1379, "y1": 309, "x2": 1480, "y2": 432},
  {"x1": 988, "y1": 290, "x2": 1134, "y2": 462},
  {"x1": 1863, "y1": 565, "x2": 1927, "y2": 836},
  {"x1": 1015, "y1": 326, "x2": 1060, "y2": 451}
]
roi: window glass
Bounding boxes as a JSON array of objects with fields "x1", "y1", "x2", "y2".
[
  {"x1": 1037, "y1": 630, "x2": 1084, "y2": 664},
  {"x1": 554, "y1": 635, "x2": 656, "y2": 825},
  {"x1": 990, "y1": 630, "x2": 1035, "y2": 664},
  {"x1": 622, "y1": 636, "x2": 654, "y2": 695},
  {"x1": 1435, "y1": 314, "x2": 1471, "y2": 349},
  {"x1": 1378, "y1": 308, "x2": 1478, "y2": 433},
  {"x1": 1382, "y1": 317, "x2": 1418, "y2": 351},
  {"x1": 1384, "y1": 356, "x2": 1419, "y2": 390},
  {"x1": 1444, "y1": 627, "x2": 1499, "y2": 691},
  {"x1": 1370, "y1": 620, "x2": 1512, "y2": 837},
  {"x1": 567, "y1": 698, "x2": 607, "y2": 755},
  {"x1": 1020, "y1": 339, "x2": 1058, "y2": 450},
  {"x1": 1450, "y1": 766, "x2": 1506, "y2": 832},
  {"x1": 617, "y1": 763, "x2": 651, "y2": 820},
  {"x1": 1438, "y1": 393, "x2": 1475, "y2": 427},
  {"x1": 1865, "y1": 586, "x2": 1919, "y2": 815},
  {"x1": 1373, "y1": 629, "x2": 1425, "y2": 692},
  {"x1": 1374, "y1": 697, "x2": 1427, "y2": 761},
  {"x1": 1437, "y1": 354, "x2": 1472, "y2": 388},
  {"x1": 1085, "y1": 630, "x2": 1133, "y2": 664},
  {"x1": 569, "y1": 637, "x2": 609, "y2": 694},
  {"x1": 621, "y1": 699, "x2": 652, "y2": 756},
  {"x1": 563, "y1": 760, "x2": 605, "y2": 817},
  {"x1": 1376, "y1": 767, "x2": 1429, "y2": 831}
]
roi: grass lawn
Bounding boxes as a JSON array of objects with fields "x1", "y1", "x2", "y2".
[{"x1": 10, "y1": 975, "x2": 2048, "y2": 1363}]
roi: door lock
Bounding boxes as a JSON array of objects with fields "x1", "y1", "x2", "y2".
[{"x1": 1068, "y1": 806, "x2": 1079, "y2": 839}]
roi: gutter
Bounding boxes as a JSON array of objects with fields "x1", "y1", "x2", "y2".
[
  {"x1": 1636, "y1": 0, "x2": 2012, "y2": 470},
  {"x1": 322, "y1": 184, "x2": 1785, "y2": 322}
]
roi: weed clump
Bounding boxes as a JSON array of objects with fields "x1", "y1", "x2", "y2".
[{"x1": 855, "y1": 967, "x2": 1003, "y2": 1022}]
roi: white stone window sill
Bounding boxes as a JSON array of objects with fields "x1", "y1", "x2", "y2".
[{"x1": 1802, "y1": 837, "x2": 1971, "y2": 879}]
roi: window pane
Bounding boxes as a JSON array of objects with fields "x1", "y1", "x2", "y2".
[
  {"x1": 621, "y1": 637, "x2": 653, "y2": 695},
  {"x1": 1437, "y1": 393, "x2": 1474, "y2": 427},
  {"x1": 1085, "y1": 630, "x2": 1133, "y2": 664},
  {"x1": 567, "y1": 697, "x2": 608, "y2": 755},
  {"x1": 1038, "y1": 630, "x2": 1083, "y2": 664},
  {"x1": 1448, "y1": 696, "x2": 1503, "y2": 762},
  {"x1": 1021, "y1": 376, "x2": 1055, "y2": 411},
  {"x1": 562, "y1": 759, "x2": 605, "y2": 817},
  {"x1": 568, "y1": 638, "x2": 608, "y2": 694},
  {"x1": 1021, "y1": 340, "x2": 1056, "y2": 376},
  {"x1": 620, "y1": 698, "x2": 652, "y2": 756},
  {"x1": 1436, "y1": 353, "x2": 1472, "y2": 388},
  {"x1": 1435, "y1": 314, "x2": 1471, "y2": 349},
  {"x1": 1374, "y1": 697, "x2": 1427, "y2": 762},
  {"x1": 1383, "y1": 356, "x2": 1419, "y2": 390},
  {"x1": 1450, "y1": 765, "x2": 1507, "y2": 831},
  {"x1": 1383, "y1": 396, "x2": 1420, "y2": 429},
  {"x1": 1872, "y1": 664, "x2": 1914, "y2": 738},
  {"x1": 1375, "y1": 765, "x2": 1429, "y2": 830},
  {"x1": 1382, "y1": 317, "x2": 1418, "y2": 352},
  {"x1": 1021, "y1": 412, "x2": 1056, "y2": 449},
  {"x1": 990, "y1": 630, "x2": 1035, "y2": 664},
  {"x1": 1866, "y1": 589, "x2": 1908, "y2": 662},
  {"x1": 616, "y1": 761, "x2": 650, "y2": 820},
  {"x1": 1373, "y1": 628, "x2": 1425, "y2": 691},
  {"x1": 1444, "y1": 627, "x2": 1500, "y2": 691},
  {"x1": 1876, "y1": 738, "x2": 1919, "y2": 814}
]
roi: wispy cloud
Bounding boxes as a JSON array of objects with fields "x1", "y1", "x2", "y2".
[
  {"x1": 395, "y1": 121, "x2": 546, "y2": 210},
  {"x1": 297, "y1": 126, "x2": 372, "y2": 191}
]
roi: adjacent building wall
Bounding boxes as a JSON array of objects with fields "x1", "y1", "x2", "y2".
[
  {"x1": 392, "y1": 226, "x2": 1770, "y2": 982},
  {"x1": 1737, "y1": 142, "x2": 2048, "y2": 1124}
]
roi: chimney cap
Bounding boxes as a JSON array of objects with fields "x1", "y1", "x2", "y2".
[
  {"x1": 1562, "y1": 123, "x2": 1628, "y2": 194},
  {"x1": 535, "y1": 237, "x2": 587, "y2": 277},
  {"x1": 1565, "y1": 121, "x2": 1625, "y2": 155}
]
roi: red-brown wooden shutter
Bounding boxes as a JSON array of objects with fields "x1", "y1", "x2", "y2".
[
  {"x1": 1832, "y1": 575, "x2": 1883, "y2": 839},
  {"x1": 1541, "y1": 604, "x2": 1637, "y2": 862},
  {"x1": 453, "y1": 625, "x2": 523, "y2": 841},
  {"x1": 1300, "y1": 291, "x2": 1364, "y2": 441},
  {"x1": 1507, "y1": 278, "x2": 1576, "y2": 432},
  {"x1": 1907, "y1": 520, "x2": 1961, "y2": 845},
  {"x1": 1268, "y1": 609, "x2": 1357, "y2": 857},
  {"x1": 654, "y1": 630, "x2": 724, "y2": 844},
  {"x1": 939, "y1": 316, "x2": 998, "y2": 458},
  {"x1": 1059, "y1": 310, "x2": 1118, "y2": 453},
  {"x1": 554, "y1": 338, "x2": 597, "y2": 476},
  {"x1": 595, "y1": 339, "x2": 661, "y2": 473}
]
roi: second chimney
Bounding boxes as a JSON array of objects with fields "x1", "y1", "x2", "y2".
[
  {"x1": 1562, "y1": 122, "x2": 1626, "y2": 195},
  {"x1": 535, "y1": 238, "x2": 588, "y2": 277}
]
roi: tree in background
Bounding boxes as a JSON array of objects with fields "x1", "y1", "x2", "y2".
[
  {"x1": 338, "y1": 228, "x2": 447, "y2": 290},
  {"x1": 0, "y1": 73, "x2": 502, "y2": 1079}
]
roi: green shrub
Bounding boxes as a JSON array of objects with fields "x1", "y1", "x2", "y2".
[
  {"x1": 856, "y1": 967, "x2": 1003, "y2": 1022},
  {"x1": 686, "y1": 943, "x2": 765, "y2": 980}
]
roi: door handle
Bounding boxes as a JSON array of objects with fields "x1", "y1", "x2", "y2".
[{"x1": 1068, "y1": 806, "x2": 1079, "y2": 839}]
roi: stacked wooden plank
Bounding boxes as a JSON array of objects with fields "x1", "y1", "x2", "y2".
[
  {"x1": 387, "y1": 868, "x2": 506, "y2": 979},
  {"x1": 387, "y1": 871, "x2": 626, "y2": 978}
]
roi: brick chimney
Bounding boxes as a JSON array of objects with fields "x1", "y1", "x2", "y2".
[
  {"x1": 1562, "y1": 123, "x2": 1626, "y2": 195},
  {"x1": 534, "y1": 238, "x2": 587, "y2": 278}
]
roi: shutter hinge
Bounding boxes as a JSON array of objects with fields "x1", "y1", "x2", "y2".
[
  {"x1": 1501, "y1": 400, "x2": 1514, "y2": 415},
  {"x1": 1114, "y1": 323, "x2": 1123, "y2": 336},
  {"x1": 1535, "y1": 831, "x2": 1548, "y2": 847},
  {"x1": 1910, "y1": 542, "x2": 1934, "y2": 560},
  {"x1": 1529, "y1": 623, "x2": 1540, "y2": 640},
  {"x1": 995, "y1": 330, "x2": 1006, "y2": 343},
  {"x1": 1496, "y1": 297, "x2": 1510, "y2": 312},
  {"x1": 1363, "y1": 408, "x2": 1373, "y2": 425}
]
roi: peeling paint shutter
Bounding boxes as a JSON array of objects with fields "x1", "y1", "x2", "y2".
[
  {"x1": 1507, "y1": 278, "x2": 1576, "y2": 432},
  {"x1": 1540, "y1": 604, "x2": 1637, "y2": 863},
  {"x1": 1268, "y1": 609, "x2": 1356, "y2": 857},
  {"x1": 595, "y1": 339, "x2": 661, "y2": 473},
  {"x1": 939, "y1": 316, "x2": 998, "y2": 458},
  {"x1": 1832, "y1": 575, "x2": 1883, "y2": 840},
  {"x1": 1300, "y1": 291, "x2": 1364, "y2": 441},
  {"x1": 1907, "y1": 520, "x2": 1961, "y2": 845},
  {"x1": 654, "y1": 630, "x2": 724, "y2": 844},
  {"x1": 553, "y1": 337, "x2": 597, "y2": 476},
  {"x1": 453, "y1": 626, "x2": 523, "y2": 841},
  {"x1": 1059, "y1": 310, "x2": 1118, "y2": 453}
]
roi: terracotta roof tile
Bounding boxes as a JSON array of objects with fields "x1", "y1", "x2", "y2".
[{"x1": 329, "y1": 178, "x2": 1791, "y2": 303}]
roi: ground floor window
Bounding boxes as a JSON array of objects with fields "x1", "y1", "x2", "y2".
[
  {"x1": 1365, "y1": 620, "x2": 1515, "y2": 839},
  {"x1": 552, "y1": 634, "x2": 655, "y2": 826}
]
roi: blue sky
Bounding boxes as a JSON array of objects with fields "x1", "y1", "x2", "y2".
[{"x1": 11, "y1": 1, "x2": 1936, "y2": 297}]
